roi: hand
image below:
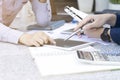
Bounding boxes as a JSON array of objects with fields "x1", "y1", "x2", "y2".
[
  {"x1": 83, "y1": 27, "x2": 104, "y2": 38},
  {"x1": 39, "y1": 0, "x2": 47, "y2": 3},
  {"x1": 74, "y1": 14, "x2": 116, "y2": 32},
  {"x1": 18, "y1": 32, "x2": 56, "y2": 47}
]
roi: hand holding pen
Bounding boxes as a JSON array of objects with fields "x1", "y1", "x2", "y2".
[
  {"x1": 74, "y1": 14, "x2": 109, "y2": 39},
  {"x1": 64, "y1": 6, "x2": 90, "y2": 41},
  {"x1": 64, "y1": 19, "x2": 94, "y2": 41},
  {"x1": 64, "y1": 6, "x2": 111, "y2": 41},
  {"x1": 64, "y1": 6, "x2": 95, "y2": 41}
]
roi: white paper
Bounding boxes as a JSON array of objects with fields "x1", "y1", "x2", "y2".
[
  {"x1": 29, "y1": 46, "x2": 120, "y2": 76},
  {"x1": 52, "y1": 23, "x2": 77, "y2": 34}
]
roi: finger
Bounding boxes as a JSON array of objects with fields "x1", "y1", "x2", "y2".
[
  {"x1": 36, "y1": 32, "x2": 49, "y2": 44},
  {"x1": 48, "y1": 37, "x2": 56, "y2": 45},
  {"x1": 77, "y1": 32, "x2": 81, "y2": 36},
  {"x1": 40, "y1": 36, "x2": 49, "y2": 44},
  {"x1": 36, "y1": 38, "x2": 44, "y2": 46},
  {"x1": 32, "y1": 40, "x2": 41, "y2": 47},
  {"x1": 41, "y1": 33, "x2": 56, "y2": 45},
  {"x1": 33, "y1": 34, "x2": 45, "y2": 46},
  {"x1": 76, "y1": 29, "x2": 84, "y2": 36},
  {"x1": 74, "y1": 16, "x2": 93, "y2": 31},
  {"x1": 36, "y1": 32, "x2": 56, "y2": 45}
]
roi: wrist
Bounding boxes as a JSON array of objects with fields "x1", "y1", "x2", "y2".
[
  {"x1": 18, "y1": 33, "x2": 29, "y2": 45},
  {"x1": 107, "y1": 14, "x2": 116, "y2": 26}
]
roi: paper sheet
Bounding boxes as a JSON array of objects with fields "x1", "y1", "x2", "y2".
[
  {"x1": 29, "y1": 46, "x2": 120, "y2": 76},
  {"x1": 52, "y1": 23, "x2": 77, "y2": 34}
]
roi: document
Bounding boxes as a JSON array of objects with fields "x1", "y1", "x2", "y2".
[{"x1": 29, "y1": 46, "x2": 120, "y2": 77}]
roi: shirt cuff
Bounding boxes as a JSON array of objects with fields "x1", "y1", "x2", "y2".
[
  {"x1": 113, "y1": 13, "x2": 120, "y2": 28},
  {"x1": 7, "y1": 29, "x2": 24, "y2": 44},
  {"x1": 0, "y1": 23, "x2": 24, "y2": 44},
  {"x1": 110, "y1": 28, "x2": 120, "y2": 45}
]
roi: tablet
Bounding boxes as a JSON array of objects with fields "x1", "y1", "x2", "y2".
[
  {"x1": 46, "y1": 38, "x2": 94, "y2": 50},
  {"x1": 55, "y1": 38, "x2": 86, "y2": 48}
]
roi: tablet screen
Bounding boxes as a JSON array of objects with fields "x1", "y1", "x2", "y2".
[{"x1": 54, "y1": 39, "x2": 87, "y2": 48}]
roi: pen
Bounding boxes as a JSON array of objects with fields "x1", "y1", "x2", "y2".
[
  {"x1": 64, "y1": 6, "x2": 84, "y2": 41},
  {"x1": 64, "y1": 18, "x2": 94, "y2": 41},
  {"x1": 64, "y1": 28, "x2": 84, "y2": 41},
  {"x1": 64, "y1": 6, "x2": 83, "y2": 22},
  {"x1": 64, "y1": 6, "x2": 93, "y2": 41}
]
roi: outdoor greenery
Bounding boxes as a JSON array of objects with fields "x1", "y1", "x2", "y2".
[{"x1": 110, "y1": 0, "x2": 120, "y2": 4}]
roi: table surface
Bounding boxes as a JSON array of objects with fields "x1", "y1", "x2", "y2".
[{"x1": 0, "y1": 42, "x2": 120, "y2": 80}]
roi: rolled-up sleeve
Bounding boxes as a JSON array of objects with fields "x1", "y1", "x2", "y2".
[
  {"x1": 112, "y1": 13, "x2": 120, "y2": 28},
  {"x1": 110, "y1": 28, "x2": 120, "y2": 45},
  {"x1": 31, "y1": 0, "x2": 52, "y2": 27},
  {"x1": 109, "y1": 14, "x2": 120, "y2": 44}
]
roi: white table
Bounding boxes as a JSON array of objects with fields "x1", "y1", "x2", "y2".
[{"x1": 0, "y1": 42, "x2": 120, "y2": 80}]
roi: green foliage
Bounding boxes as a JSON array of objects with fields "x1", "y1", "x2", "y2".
[{"x1": 110, "y1": 0, "x2": 120, "y2": 4}]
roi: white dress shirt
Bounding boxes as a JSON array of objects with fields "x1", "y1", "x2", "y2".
[{"x1": 0, "y1": 0, "x2": 51, "y2": 44}]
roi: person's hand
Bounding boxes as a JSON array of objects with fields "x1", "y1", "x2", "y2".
[
  {"x1": 83, "y1": 27, "x2": 104, "y2": 38},
  {"x1": 74, "y1": 14, "x2": 116, "y2": 32},
  {"x1": 18, "y1": 32, "x2": 56, "y2": 47},
  {"x1": 39, "y1": 0, "x2": 47, "y2": 3}
]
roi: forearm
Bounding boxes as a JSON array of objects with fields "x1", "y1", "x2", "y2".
[
  {"x1": 31, "y1": 0, "x2": 51, "y2": 27},
  {"x1": 105, "y1": 13, "x2": 116, "y2": 26}
]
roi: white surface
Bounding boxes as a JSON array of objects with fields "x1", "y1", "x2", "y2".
[
  {"x1": 0, "y1": 42, "x2": 41, "y2": 80},
  {"x1": 0, "y1": 23, "x2": 120, "y2": 80},
  {"x1": 77, "y1": 0, "x2": 94, "y2": 13},
  {"x1": 0, "y1": 42, "x2": 120, "y2": 80},
  {"x1": 29, "y1": 46, "x2": 120, "y2": 77},
  {"x1": 64, "y1": 6, "x2": 88, "y2": 21},
  {"x1": 109, "y1": 3, "x2": 120, "y2": 10},
  {"x1": 95, "y1": 0, "x2": 109, "y2": 11}
]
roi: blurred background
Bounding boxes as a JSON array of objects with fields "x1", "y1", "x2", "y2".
[{"x1": 10, "y1": 0, "x2": 120, "y2": 30}]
